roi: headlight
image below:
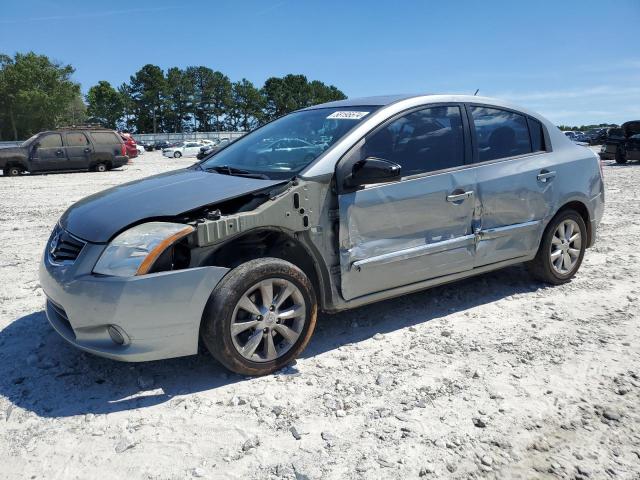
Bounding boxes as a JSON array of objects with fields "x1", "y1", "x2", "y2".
[{"x1": 93, "y1": 222, "x2": 195, "y2": 277}]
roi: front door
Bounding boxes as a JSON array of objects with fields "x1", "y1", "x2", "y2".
[
  {"x1": 32, "y1": 133, "x2": 68, "y2": 171},
  {"x1": 468, "y1": 105, "x2": 556, "y2": 266},
  {"x1": 64, "y1": 132, "x2": 93, "y2": 169},
  {"x1": 338, "y1": 105, "x2": 477, "y2": 301}
]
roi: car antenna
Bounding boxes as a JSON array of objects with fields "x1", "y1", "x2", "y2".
[{"x1": 473, "y1": 89, "x2": 480, "y2": 96}]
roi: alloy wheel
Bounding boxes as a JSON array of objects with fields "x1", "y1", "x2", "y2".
[
  {"x1": 549, "y1": 219, "x2": 582, "y2": 275},
  {"x1": 230, "y1": 278, "x2": 306, "y2": 362}
]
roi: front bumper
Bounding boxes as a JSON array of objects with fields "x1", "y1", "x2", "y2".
[{"x1": 39, "y1": 241, "x2": 229, "y2": 362}]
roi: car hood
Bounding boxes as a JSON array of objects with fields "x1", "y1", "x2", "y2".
[
  {"x1": 60, "y1": 168, "x2": 285, "y2": 243},
  {"x1": 0, "y1": 146, "x2": 27, "y2": 159}
]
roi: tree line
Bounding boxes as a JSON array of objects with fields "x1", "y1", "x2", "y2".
[
  {"x1": 0, "y1": 51, "x2": 346, "y2": 141},
  {"x1": 557, "y1": 123, "x2": 618, "y2": 132}
]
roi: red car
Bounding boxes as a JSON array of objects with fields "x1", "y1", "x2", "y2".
[{"x1": 119, "y1": 133, "x2": 138, "y2": 159}]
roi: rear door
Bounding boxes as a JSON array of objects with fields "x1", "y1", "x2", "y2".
[
  {"x1": 338, "y1": 104, "x2": 477, "y2": 300},
  {"x1": 469, "y1": 105, "x2": 555, "y2": 266},
  {"x1": 32, "y1": 133, "x2": 68, "y2": 171},
  {"x1": 64, "y1": 131, "x2": 93, "y2": 169}
]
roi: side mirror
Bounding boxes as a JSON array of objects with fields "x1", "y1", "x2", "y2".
[{"x1": 345, "y1": 157, "x2": 401, "y2": 188}]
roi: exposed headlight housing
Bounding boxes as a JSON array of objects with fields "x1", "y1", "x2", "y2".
[{"x1": 93, "y1": 222, "x2": 195, "y2": 277}]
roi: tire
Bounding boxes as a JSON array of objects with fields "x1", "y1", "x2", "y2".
[
  {"x1": 4, "y1": 166, "x2": 21, "y2": 177},
  {"x1": 527, "y1": 210, "x2": 587, "y2": 285},
  {"x1": 95, "y1": 163, "x2": 107, "y2": 173},
  {"x1": 615, "y1": 147, "x2": 627, "y2": 164},
  {"x1": 174, "y1": 151, "x2": 182, "y2": 158},
  {"x1": 201, "y1": 258, "x2": 318, "y2": 376}
]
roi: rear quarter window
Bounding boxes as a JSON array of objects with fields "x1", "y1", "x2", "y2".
[
  {"x1": 527, "y1": 118, "x2": 546, "y2": 152},
  {"x1": 90, "y1": 132, "x2": 121, "y2": 145}
]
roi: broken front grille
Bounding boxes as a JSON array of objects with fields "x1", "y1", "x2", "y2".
[{"x1": 48, "y1": 225, "x2": 86, "y2": 265}]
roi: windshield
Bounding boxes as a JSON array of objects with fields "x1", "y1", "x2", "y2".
[
  {"x1": 200, "y1": 106, "x2": 377, "y2": 179},
  {"x1": 21, "y1": 134, "x2": 39, "y2": 147}
]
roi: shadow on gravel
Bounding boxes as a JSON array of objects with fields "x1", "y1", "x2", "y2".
[{"x1": 0, "y1": 265, "x2": 543, "y2": 418}]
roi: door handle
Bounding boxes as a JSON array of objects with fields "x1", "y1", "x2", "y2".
[
  {"x1": 446, "y1": 191, "x2": 474, "y2": 202},
  {"x1": 537, "y1": 170, "x2": 556, "y2": 182},
  {"x1": 84, "y1": 148, "x2": 92, "y2": 153},
  {"x1": 55, "y1": 150, "x2": 64, "y2": 156}
]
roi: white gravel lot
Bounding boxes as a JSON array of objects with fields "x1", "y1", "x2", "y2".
[{"x1": 0, "y1": 148, "x2": 639, "y2": 480}]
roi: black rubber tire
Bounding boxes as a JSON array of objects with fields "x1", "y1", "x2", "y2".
[
  {"x1": 174, "y1": 151, "x2": 182, "y2": 158},
  {"x1": 201, "y1": 258, "x2": 317, "y2": 376},
  {"x1": 95, "y1": 163, "x2": 107, "y2": 172},
  {"x1": 4, "y1": 166, "x2": 21, "y2": 177},
  {"x1": 527, "y1": 210, "x2": 587, "y2": 285},
  {"x1": 615, "y1": 147, "x2": 627, "y2": 164}
]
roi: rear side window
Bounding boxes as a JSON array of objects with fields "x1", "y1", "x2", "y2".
[
  {"x1": 65, "y1": 132, "x2": 89, "y2": 146},
  {"x1": 527, "y1": 118, "x2": 546, "y2": 152},
  {"x1": 39, "y1": 134, "x2": 62, "y2": 148},
  {"x1": 471, "y1": 106, "x2": 532, "y2": 161},
  {"x1": 364, "y1": 105, "x2": 465, "y2": 176},
  {"x1": 90, "y1": 132, "x2": 120, "y2": 144}
]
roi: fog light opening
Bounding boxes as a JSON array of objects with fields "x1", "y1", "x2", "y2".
[{"x1": 108, "y1": 325, "x2": 129, "y2": 346}]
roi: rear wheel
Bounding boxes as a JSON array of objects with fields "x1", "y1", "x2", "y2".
[
  {"x1": 95, "y1": 163, "x2": 107, "y2": 172},
  {"x1": 201, "y1": 258, "x2": 317, "y2": 376},
  {"x1": 174, "y1": 151, "x2": 182, "y2": 158},
  {"x1": 4, "y1": 165, "x2": 21, "y2": 177},
  {"x1": 615, "y1": 147, "x2": 627, "y2": 164},
  {"x1": 527, "y1": 210, "x2": 587, "y2": 285}
]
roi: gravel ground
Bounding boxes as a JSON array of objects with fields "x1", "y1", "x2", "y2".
[{"x1": 0, "y1": 148, "x2": 639, "y2": 480}]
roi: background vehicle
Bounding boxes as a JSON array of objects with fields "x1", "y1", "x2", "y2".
[
  {"x1": 40, "y1": 94, "x2": 604, "y2": 376},
  {"x1": 162, "y1": 141, "x2": 203, "y2": 158},
  {"x1": 0, "y1": 127, "x2": 127, "y2": 176},
  {"x1": 196, "y1": 138, "x2": 231, "y2": 159},
  {"x1": 600, "y1": 121, "x2": 640, "y2": 163},
  {"x1": 119, "y1": 133, "x2": 138, "y2": 158},
  {"x1": 135, "y1": 144, "x2": 145, "y2": 155},
  {"x1": 623, "y1": 134, "x2": 640, "y2": 163},
  {"x1": 584, "y1": 128, "x2": 607, "y2": 145}
]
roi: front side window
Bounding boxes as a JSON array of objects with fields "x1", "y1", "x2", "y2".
[
  {"x1": 65, "y1": 132, "x2": 89, "y2": 146},
  {"x1": 471, "y1": 106, "x2": 532, "y2": 161},
  {"x1": 363, "y1": 106, "x2": 465, "y2": 176},
  {"x1": 201, "y1": 106, "x2": 377, "y2": 180},
  {"x1": 39, "y1": 134, "x2": 62, "y2": 148}
]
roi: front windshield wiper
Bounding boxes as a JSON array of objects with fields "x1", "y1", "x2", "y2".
[{"x1": 205, "y1": 165, "x2": 270, "y2": 180}]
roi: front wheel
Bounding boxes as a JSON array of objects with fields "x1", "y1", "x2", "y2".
[
  {"x1": 4, "y1": 166, "x2": 21, "y2": 177},
  {"x1": 201, "y1": 258, "x2": 317, "y2": 376},
  {"x1": 173, "y1": 151, "x2": 182, "y2": 158},
  {"x1": 615, "y1": 147, "x2": 627, "y2": 164},
  {"x1": 95, "y1": 163, "x2": 107, "y2": 172},
  {"x1": 527, "y1": 210, "x2": 587, "y2": 285}
]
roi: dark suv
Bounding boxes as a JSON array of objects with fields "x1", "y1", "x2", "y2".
[
  {"x1": 600, "y1": 121, "x2": 640, "y2": 163},
  {"x1": 0, "y1": 127, "x2": 128, "y2": 177}
]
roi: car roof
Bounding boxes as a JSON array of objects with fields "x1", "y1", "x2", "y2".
[
  {"x1": 300, "y1": 93, "x2": 568, "y2": 178},
  {"x1": 303, "y1": 93, "x2": 544, "y2": 119},
  {"x1": 302, "y1": 94, "x2": 421, "y2": 109}
]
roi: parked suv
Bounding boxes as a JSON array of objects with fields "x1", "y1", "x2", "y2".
[
  {"x1": 39, "y1": 95, "x2": 604, "y2": 376},
  {"x1": 600, "y1": 121, "x2": 640, "y2": 164},
  {"x1": 0, "y1": 127, "x2": 128, "y2": 176}
]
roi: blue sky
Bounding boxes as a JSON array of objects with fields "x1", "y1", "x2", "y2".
[{"x1": 1, "y1": 0, "x2": 639, "y2": 125}]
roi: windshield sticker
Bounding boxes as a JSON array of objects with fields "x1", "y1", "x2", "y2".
[{"x1": 327, "y1": 111, "x2": 370, "y2": 120}]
